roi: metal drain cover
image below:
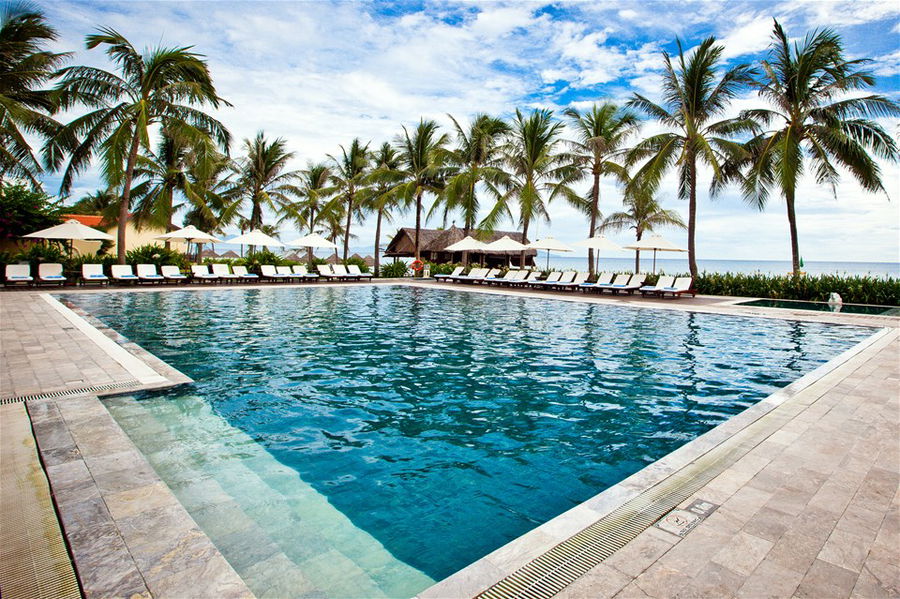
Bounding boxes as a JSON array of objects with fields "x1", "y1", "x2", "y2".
[{"x1": 656, "y1": 499, "x2": 719, "y2": 537}]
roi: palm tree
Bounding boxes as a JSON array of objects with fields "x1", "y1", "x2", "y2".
[
  {"x1": 483, "y1": 108, "x2": 581, "y2": 268},
  {"x1": 68, "y1": 187, "x2": 119, "y2": 221},
  {"x1": 435, "y1": 113, "x2": 510, "y2": 236},
  {"x1": 602, "y1": 189, "x2": 685, "y2": 272},
  {"x1": 233, "y1": 131, "x2": 300, "y2": 230},
  {"x1": 366, "y1": 142, "x2": 404, "y2": 275},
  {"x1": 627, "y1": 37, "x2": 756, "y2": 278},
  {"x1": 328, "y1": 138, "x2": 369, "y2": 261},
  {"x1": 564, "y1": 103, "x2": 639, "y2": 276},
  {"x1": 395, "y1": 119, "x2": 448, "y2": 263},
  {"x1": 49, "y1": 28, "x2": 230, "y2": 263},
  {"x1": 739, "y1": 21, "x2": 900, "y2": 276},
  {"x1": 0, "y1": 2, "x2": 67, "y2": 188},
  {"x1": 292, "y1": 161, "x2": 333, "y2": 262}
]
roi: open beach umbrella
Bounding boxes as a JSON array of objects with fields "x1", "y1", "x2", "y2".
[
  {"x1": 24, "y1": 218, "x2": 115, "y2": 254},
  {"x1": 484, "y1": 235, "x2": 528, "y2": 267},
  {"x1": 226, "y1": 229, "x2": 285, "y2": 251},
  {"x1": 157, "y1": 225, "x2": 223, "y2": 260},
  {"x1": 444, "y1": 236, "x2": 490, "y2": 252},
  {"x1": 285, "y1": 232, "x2": 338, "y2": 249},
  {"x1": 574, "y1": 235, "x2": 624, "y2": 272},
  {"x1": 528, "y1": 237, "x2": 575, "y2": 270},
  {"x1": 624, "y1": 234, "x2": 686, "y2": 274}
]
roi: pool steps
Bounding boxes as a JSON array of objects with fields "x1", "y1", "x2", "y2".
[{"x1": 105, "y1": 394, "x2": 434, "y2": 598}]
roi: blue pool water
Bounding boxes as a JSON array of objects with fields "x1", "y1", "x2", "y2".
[{"x1": 64, "y1": 286, "x2": 874, "y2": 596}]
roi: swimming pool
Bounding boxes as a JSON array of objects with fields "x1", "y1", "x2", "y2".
[
  {"x1": 63, "y1": 286, "x2": 875, "y2": 597},
  {"x1": 737, "y1": 298, "x2": 899, "y2": 316}
]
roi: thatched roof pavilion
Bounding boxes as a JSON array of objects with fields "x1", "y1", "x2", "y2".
[{"x1": 384, "y1": 225, "x2": 536, "y2": 266}]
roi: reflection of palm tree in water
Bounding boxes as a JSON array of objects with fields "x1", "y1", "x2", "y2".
[{"x1": 785, "y1": 321, "x2": 807, "y2": 372}]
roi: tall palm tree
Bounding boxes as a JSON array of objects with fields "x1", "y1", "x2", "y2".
[
  {"x1": 564, "y1": 103, "x2": 639, "y2": 276},
  {"x1": 48, "y1": 28, "x2": 230, "y2": 263},
  {"x1": 291, "y1": 161, "x2": 333, "y2": 262},
  {"x1": 233, "y1": 131, "x2": 299, "y2": 230},
  {"x1": 434, "y1": 113, "x2": 510, "y2": 236},
  {"x1": 395, "y1": 119, "x2": 448, "y2": 262},
  {"x1": 366, "y1": 142, "x2": 404, "y2": 275},
  {"x1": 0, "y1": 1, "x2": 67, "y2": 187},
  {"x1": 328, "y1": 138, "x2": 369, "y2": 261},
  {"x1": 483, "y1": 108, "x2": 581, "y2": 267},
  {"x1": 627, "y1": 37, "x2": 756, "y2": 277},
  {"x1": 602, "y1": 189, "x2": 685, "y2": 272},
  {"x1": 739, "y1": 21, "x2": 900, "y2": 276}
]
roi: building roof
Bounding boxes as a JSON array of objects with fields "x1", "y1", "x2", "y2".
[
  {"x1": 384, "y1": 225, "x2": 536, "y2": 257},
  {"x1": 62, "y1": 214, "x2": 105, "y2": 227}
]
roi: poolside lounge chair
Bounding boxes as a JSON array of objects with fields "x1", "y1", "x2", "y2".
[
  {"x1": 553, "y1": 272, "x2": 589, "y2": 290},
  {"x1": 260, "y1": 264, "x2": 289, "y2": 282},
  {"x1": 509, "y1": 271, "x2": 540, "y2": 286},
  {"x1": 580, "y1": 272, "x2": 613, "y2": 291},
  {"x1": 658, "y1": 277, "x2": 695, "y2": 298},
  {"x1": 276, "y1": 265, "x2": 305, "y2": 280},
  {"x1": 191, "y1": 265, "x2": 219, "y2": 283},
  {"x1": 611, "y1": 274, "x2": 647, "y2": 294},
  {"x1": 38, "y1": 263, "x2": 67, "y2": 286},
  {"x1": 81, "y1": 263, "x2": 109, "y2": 285},
  {"x1": 486, "y1": 270, "x2": 518, "y2": 285},
  {"x1": 639, "y1": 275, "x2": 675, "y2": 297},
  {"x1": 4, "y1": 264, "x2": 33, "y2": 286},
  {"x1": 531, "y1": 271, "x2": 561, "y2": 287},
  {"x1": 211, "y1": 263, "x2": 241, "y2": 282},
  {"x1": 539, "y1": 271, "x2": 576, "y2": 288},
  {"x1": 316, "y1": 264, "x2": 339, "y2": 281},
  {"x1": 160, "y1": 265, "x2": 188, "y2": 283},
  {"x1": 232, "y1": 265, "x2": 259, "y2": 281},
  {"x1": 346, "y1": 264, "x2": 372, "y2": 279},
  {"x1": 111, "y1": 265, "x2": 139, "y2": 284},
  {"x1": 291, "y1": 265, "x2": 319, "y2": 280},
  {"x1": 332, "y1": 264, "x2": 359, "y2": 280},
  {"x1": 450, "y1": 267, "x2": 488, "y2": 283},
  {"x1": 594, "y1": 273, "x2": 630, "y2": 292},
  {"x1": 434, "y1": 267, "x2": 464, "y2": 281},
  {"x1": 136, "y1": 264, "x2": 165, "y2": 283}
]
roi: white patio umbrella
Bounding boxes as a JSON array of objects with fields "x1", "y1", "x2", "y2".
[
  {"x1": 528, "y1": 237, "x2": 575, "y2": 269},
  {"x1": 484, "y1": 235, "x2": 528, "y2": 267},
  {"x1": 226, "y1": 229, "x2": 285, "y2": 251},
  {"x1": 23, "y1": 218, "x2": 115, "y2": 254},
  {"x1": 156, "y1": 225, "x2": 223, "y2": 260},
  {"x1": 624, "y1": 234, "x2": 686, "y2": 274},
  {"x1": 574, "y1": 235, "x2": 624, "y2": 272},
  {"x1": 444, "y1": 236, "x2": 490, "y2": 252},
  {"x1": 285, "y1": 232, "x2": 339, "y2": 249}
]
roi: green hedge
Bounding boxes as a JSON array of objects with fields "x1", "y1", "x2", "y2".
[{"x1": 694, "y1": 272, "x2": 899, "y2": 306}]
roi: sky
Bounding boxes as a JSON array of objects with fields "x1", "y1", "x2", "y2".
[{"x1": 38, "y1": 0, "x2": 900, "y2": 263}]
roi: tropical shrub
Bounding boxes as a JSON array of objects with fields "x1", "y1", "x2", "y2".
[
  {"x1": 426, "y1": 261, "x2": 460, "y2": 275},
  {"x1": 0, "y1": 184, "x2": 63, "y2": 240},
  {"x1": 380, "y1": 261, "x2": 409, "y2": 278},
  {"x1": 242, "y1": 249, "x2": 286, "y2": 268},
  {"x1": 694, "y1": 272, "x2": 899, "y2": 306},
  {"x1": 125, "y1": 244, "x2": 191, "y2": 270},
  {"x1": 344, "y1": 256, "x2": 370, "y2": 273}
]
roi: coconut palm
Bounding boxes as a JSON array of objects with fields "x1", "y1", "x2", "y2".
[
  {"x1": 289, "y1": 161, "x2": 334, "y2": 262},
  {"x1": 602, "y1": 189, "x2": 685, "y2": 272},
  {"x1": 48, "y1": 28, "x2": 230, "y2": 263},
  {"x1": 433, "y1": 113, "x2": 510, "y2": 236},
  {"x1": 395, "y1": 119, "x2": 448, "y2": 262},
  {"x1": 67, "y1": 187, "x2": 119, "y2": 220},
  {"x1": 739, "y1": 21, "x2": 900, "y2": 276},
  {"x1": 627, "y1": 37, "x2": 756, "y2": 278},
  {"x1": 0, "y1": 1, "x2": 67, "y2": 187},
  {"x1": 483, "y1": 108, "x2": 581, "y2": 268},
  {"x1": 366, "y1": 142, "x2": 404, "y2": 275},
  {"x1": 232, "y1": 131, "x2": 300, "y2": 230},
  {"x1": 328, "y1": 138, "x2": 369, "y2": 261},
  {"x1": 564, "y1": 103, "x2": 639, "y2": 276}
]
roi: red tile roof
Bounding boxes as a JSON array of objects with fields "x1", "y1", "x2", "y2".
[{"x1": 62, "y1": 214, "x2": 105, "y2": 227}]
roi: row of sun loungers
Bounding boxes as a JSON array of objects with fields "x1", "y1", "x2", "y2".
[
  {"x1": 436, "y1": 268, "x2": 695, "y2": 298},
  {"x1": 3, "y1": 262, "x2": 374, "y2": 286}
]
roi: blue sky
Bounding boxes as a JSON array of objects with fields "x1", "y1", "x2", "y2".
[{"x1": 41, "y1": 0, "x2": 900, "y2": 262}]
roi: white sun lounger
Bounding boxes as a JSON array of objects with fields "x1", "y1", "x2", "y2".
[
  {"x1": 38, "y1": 263, "x2": 67, "y2": 286},
  {"x1": 552, "y1": 272, "x2": 589, "y2": 290},
  {"x1": 332, "y1": 264, "x2": 360, "y2": 280},
  {"x1": 316, "y1": 264, "x2": 339, "y2": 280},
  {"x1": 639, "y1": 275, "x2": 675, "y2": 296},
  {"x1": 81, "y1": 263, "x2": 109, "y2": 285},
  {"x1": 276, "y1": 265, "x2": 305, "y2": 280},
  {"x1": 292, "y1": 265, "x2": 319, "y2": 280},
  {"x1": 346, "y1": 264, "x2": 372, "y2": 279},
  {"x1": 539, "y1": 271, "x2": 576, "y2": 287},
  {"x1": 136, "y1": 263, "x2": 165, "y2": 283},
  {"x1": 509, "y1": 271, "x2": 540, "y2": 286},
  {"x1": 658, "y1": 277, "x2": 695, "y2": 298},
  {"x1": 261, "y1": 264, "x2": 289, "y2": 282},
  {"x1": 232, "y1": 265, "x2": 259, "y2": 281},
  {"x1": 580, "y1": 272, "x2": 613, "y2": 291},
  {"x1": 4, "y1": 264, "x2": 33, "y2": 286},
  {"x1": 111, "y1": 264, "x2": 139, "y2": 284},
  {"x1": 531, "y1": 271, "x2": 561, "y2": 287},
  {"x1": 191, "y1": 264, "x2": 219, "y2": 283},
  {"x1": 211, "y1": 263, "x2": 241, "y2": 282},
  {"x1": 451, "y1": 267, "x2": 488, "y2": 282},
  {"x1": 595, "y1": 273, "x2": 631, "y2": 292},
  {"x1": 613, "y1": 273, "x2": 647, "y2": 294},
  {"x1": 486, "y1": 270, "x2": 518, "y2": 284},
  {"x1": 160, "y1": 265, "x2": 188, "y2": 282},
  {"x1": 434, "y1": 266, "x2": 464, "y2": 280}
]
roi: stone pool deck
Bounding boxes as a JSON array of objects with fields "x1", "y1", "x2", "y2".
[{"x1": 0, "y1": 281, "x2": 897, "y2": 598}]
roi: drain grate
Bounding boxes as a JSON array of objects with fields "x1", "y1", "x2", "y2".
[
  {"x1": 0, "y1": 380, "x2": 140, "y2": 404},
  {"x1": 477, "y1": 408, "x2": 793, "y2": 599}
]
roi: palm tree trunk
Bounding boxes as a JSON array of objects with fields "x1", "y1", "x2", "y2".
[
  {"x1": 634, "y1": 228, "x2": 643, "y2": 273},
  {"x1": 343, "y1": 192, "x2": 352, "y2": 262},
  {"x1": 116, "y1": 130, "x2": 143, "y2": 264},
  {"x1": 520, "y1": 217, "x2": 529, "y2": 269},
  {"x1": 687, "y1": 156, "x2": 698, "y2": 278},
  {"x1": 414, "y1": 189, "x2": 423, "y2": 263},
  {"x1": 374, "y1": 208, "x2": 383, "y2": 277},
  {"x1": 588, "y1": 172, "x2": 600, "y2": 277},
  {"x1": 307, "y1": 207, "x2": 315, "y2": 264},
  {"x1": 786, "y1": 187, "x2": 800, "y2": 277}
]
